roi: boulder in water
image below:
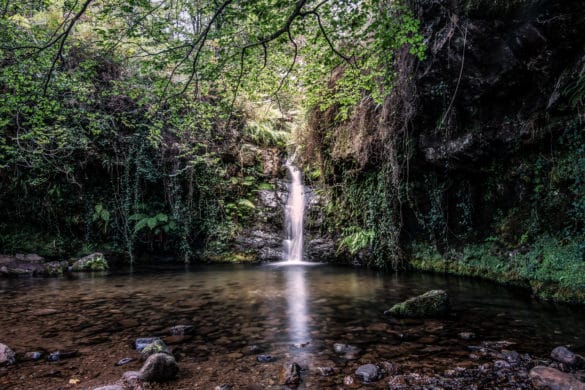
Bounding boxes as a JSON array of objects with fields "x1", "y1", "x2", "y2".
[
  {"x1": 0, "y1": 343, "x2": 16, "y2": 366},
  {"x1": 385, "y1": 290, "x2": 450, "y2": 318},
  {"x1": 551, "y1": 346, "x2": 585, "y2": 369},
  {"x1": 333, "y1": 343, "x2": 361, "y2": 359},
  {"x1": 138, "y1": 353, "x2": 179, "y2": 382},
  {"x1": 141, "y1": 340, "x2": 170, "y2": 359},
  {"x1": 279, "y1": 362, "x2": 302, "y2": 387},
  {"x1": 529, "y1": 366, "x2": 585, "y2": 390},
  {"x1": 355, "y1": 364, "x2": 381, "y2": 382},
  {"x1": 41, "y1": 261, "x2": 69, "y2": 276},
  {"x1": 256, "y1": 354, "x2": 276, "y2": 363},
  {"x1": 71, "y1": 253, "x2": 108, "y2": 272}
]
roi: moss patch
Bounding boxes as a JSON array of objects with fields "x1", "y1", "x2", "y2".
[
  {"x1": 385, "y1": 289, "x2": 450, "y2": 318},
  {"x1": 203, "y1": 251, "x2": 258, "y2": 264},
  {"x1": 410, "y1": 236, "x2": 585, "y2": 304},
  {"x1": 71, "y1": 253, "x2": 109, "y2": 272}
]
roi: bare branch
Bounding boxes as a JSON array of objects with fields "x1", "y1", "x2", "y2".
[
  {"x1": 301, "y1": 10, "x2": 352, "y2": 64},
  {"x1": 163, "y1": 0, "x2": 233, "y2": 101},
  {"x1": 42, "y1": 0, "x2": 94, "y2": 95}
]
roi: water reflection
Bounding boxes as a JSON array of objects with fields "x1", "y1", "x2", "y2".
[{"x1": 285, "y1": 266, "x2": 309, "y2": 343}]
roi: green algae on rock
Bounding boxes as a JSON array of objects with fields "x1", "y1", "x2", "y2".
[{"x1": 385, "y1": 290, "x2": 450, "y2": 318}]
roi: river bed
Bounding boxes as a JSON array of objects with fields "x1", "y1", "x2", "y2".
[{"x1": 1, "y1": 263, "x2": 584, "y2": 389}]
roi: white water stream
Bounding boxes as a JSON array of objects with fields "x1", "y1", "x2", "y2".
[{"x1": 283, "y1": 158, "x2": 305, "y2": 263}]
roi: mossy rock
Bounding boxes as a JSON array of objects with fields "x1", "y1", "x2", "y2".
[
  {"x1": 141, "y1": 340, "x2": 170, "y2": 359},
  {"x1": 71, "y1": 253, "x2": 108, "y2": 272},
  {"x1": 385, "y1": 290, "x2": 450, "y2": 318}
]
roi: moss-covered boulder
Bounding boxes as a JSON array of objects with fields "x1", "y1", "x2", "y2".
[
  {"x1": 140, "y1": 340, "x2": 170, "y2": 359},
  {"x1": 71, "y1": 253, "x2": 108, "y2": 272},
  {"x1": 385, "y1": 290, "x2": 450, "y2": 318}
]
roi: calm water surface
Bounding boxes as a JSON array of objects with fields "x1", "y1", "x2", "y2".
[{"x1": 1, "y1": 263, "x2": 584, "y2": 389}]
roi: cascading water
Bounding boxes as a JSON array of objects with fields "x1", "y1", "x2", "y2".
[{"x1": 283, "y1": 157, "x2": 305, "y2": 263}]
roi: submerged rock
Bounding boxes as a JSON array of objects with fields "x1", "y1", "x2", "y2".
[
  {"x1": 138, "y1": 353, "x2": 179, "y2": 382},
  {"x1": 316, "y1": 367, "x2": 337, "y2": 376},
  {"x1": 115, "y1": 357, "x2": 134, "y2": 366},
  {"x1": 93, "y1": 386, "x2": 125, "y2": 390},
  {"x1": 459, "y1": 332, "x2": 476, "y2": 340},
  {"x1": 530, "y1": 366, "x2": 585, "y2": 390},
  {"x1": 41, "y1": 261, "x2": 69, "y2": 276},
  {"x1": 243, "y1": 345, "x2": 263, "y2": 355},
  {"x1": 0, "y1": 343, "x2": 16, "y2": 366},
  {"x1": 71, "y1": 253, "x2": 108, "y2": 272},
  {"x1": 551, "y1": 346, "x2": 585, "y2": 369},
  {"x1": 23, "y1": 351, "x2": 43, "y2": 361},
  {"x1": 355, "y1": 364, "x2": 381, "y2": 382},
  {"x1": 47, "y1": 350, "x2": 78, "y2": 362},
  {"x1": 279, "y1": 362, "x2": 302, "y2": 387},
  {"x1": 333, "y1": 343, "x2": 361, "y2": 359},
  {"x1": 168, "y1": 325, "x2": 194, "y2": 336},
  {"x1": 385, "y1": 290, "x2": 450, "y2": 318},
  {"x1": 256, "y1": 354, "x2": 276, "y2": 363}
]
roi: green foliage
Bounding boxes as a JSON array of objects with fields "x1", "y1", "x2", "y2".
[
  {"x1": 302, "y1": 1, "x2": 426, "y2": 120},
  {"x1": 337, "y1": 227, "x2": 375, "y2": 255},
  {"x1": 130, "y1": 213, "x2": 176, "y2": 235},
  {"x1": 564, "y1": 73, "x2": 585, "y2": 108},
  {"x1": 411, "y1": 235, "x2": 585, "y2": 303}
]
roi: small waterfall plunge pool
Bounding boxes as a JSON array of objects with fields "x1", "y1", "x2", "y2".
[{"x1": 1, "y1": 263, "x2": 585, "y2": 389}]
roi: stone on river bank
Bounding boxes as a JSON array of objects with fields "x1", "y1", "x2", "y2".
[
  {"x1": 385, "y1": 289, "x2": 450, "y2": 318},
  {"x1": 0, "y1": 254, "x2": 68, "y2": 277},
  {"x1": 71, "y1": 252, "x2": 108, "y2": 272}
]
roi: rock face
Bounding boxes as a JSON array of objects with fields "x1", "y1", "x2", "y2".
[
  {"x1": 71, "y1": 253, "x2": 108, "y2": 272},
  {"x1": 138, "y1": 353, "x2": 179, "y2": 382},
  {"x1": 385, "y1": 290, "x2": 450, "y2": 318},
  {"x1": 0, "y1": 343, "x2": 16, "y2": 366},
  {"x1": 529, "y1": 366, "x2": 585, "y2": 390}
]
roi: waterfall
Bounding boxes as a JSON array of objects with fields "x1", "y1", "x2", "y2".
[{"x1": 283, "y1": 158, "x2": 305, "y2": 263}]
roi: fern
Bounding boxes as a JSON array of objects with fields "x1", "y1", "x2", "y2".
[{"x1": 338, "y1": 227, "x2": 375, "y2": 255}]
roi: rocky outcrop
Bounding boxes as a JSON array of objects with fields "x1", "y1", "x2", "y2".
[
  {"x1": 413, "y1": 0, "x2": 585, "y2": 167},
  {"x1": 385, "y1": 290, "x2": 450, "y2": 318}
]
